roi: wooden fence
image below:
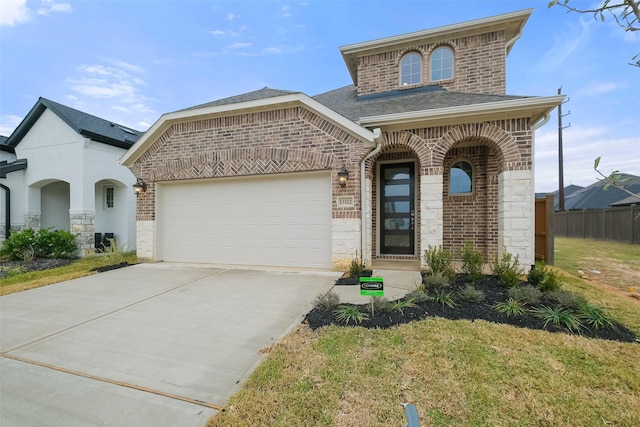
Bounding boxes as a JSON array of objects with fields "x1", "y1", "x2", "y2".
[
  {"x1": 554, "y1": 205, "x2": 640, "y2": 244},
  {"x1": 535, "y1": 195, "x2": 554, "y2": 264}
]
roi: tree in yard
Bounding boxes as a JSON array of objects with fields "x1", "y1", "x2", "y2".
[
  {"x1": 594, "y1": 157, "x2": 640, "y2": 202},
  {"x1": 548, "y1": 0, "x2": 640, "y2": 66}
]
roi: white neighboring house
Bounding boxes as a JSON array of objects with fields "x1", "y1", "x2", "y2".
[{"x1": 0, "y1": 97, "x2": 142, "y2": 255}]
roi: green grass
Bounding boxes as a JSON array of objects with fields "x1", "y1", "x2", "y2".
[{"x1": 0, "y1": 252, "x2": 137, "y2": 295}]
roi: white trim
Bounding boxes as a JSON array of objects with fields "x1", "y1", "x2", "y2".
[
  {"x1": 121, "y1": 93, "x2": 375, "y2": 166},
  {"x1": 358, "y1": 96, "x2": 565, "y2": 128}
]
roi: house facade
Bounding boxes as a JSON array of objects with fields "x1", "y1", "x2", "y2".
[
  {"x1": 121, "y1": 9, "x2": 563, "y2": 270},
  {"x1": 0, "y1": 98, "x2": 141, "y2": 255}
]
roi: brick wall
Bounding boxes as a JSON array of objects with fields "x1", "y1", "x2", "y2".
[
  {"x1": 357, "y1": 31, "x2": 507, "y2": 96},
  {"x1": 130, "y1": 106, "x2": 369, "y2": 222}
]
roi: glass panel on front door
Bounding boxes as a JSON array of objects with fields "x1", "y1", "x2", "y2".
[{"x1": 380, "y1": 163, "x2": 415, "y2": 255}]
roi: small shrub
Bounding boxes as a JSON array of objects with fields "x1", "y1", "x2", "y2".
[
  {"x1": 347, "y1": 253, "x2": 364, "y2": 278},
  {"x1": 432, "y1": 290, "x2": 457, "y2": 308},
  {"x1": 313, "y1": 290, "x2": 340, "y2": 311},
  {"x1": 577, "y1": 302, "x2": 617, "y2": 331},
  {"x1": 458, "y1": 285, "x2": 485, "y2": 302},
  {"x1": 424, "y1": 245, "x2": 454, "y2": 280},
  {"x1": 493, "y1": 298, "x2": 526, "y2": 317},
  {"x1": 539, "y1": 269, "x2": 564, "y2": 292},
  {"x1": 393, "y1": 298, "x2": 417, "y2": 314},
  {"x1": 491, "y1": 252, "x2": 522, "y2": 288},
  {"x1": 527, "y1": 264, "x2": 546, "y2": 287},
  {"x1": 546, "y1": 289, "x2": 586, "y2": 310},
  {"x1": 405, "y1": 288, "x2": 433, "y2": 304},
  {"x1": 531, "y1": 305, "x2": 584, "y2": 333},
  {"x1": 370, "y1": 297, "x2": 394, "y2": 313},
  {"x1": 508, "y1": 285, "x2": 542, "y2": 305},
  {"x1": 460, "y1": 241, "x2": 484, "y2": 284},
  {"x1": 0, "y1": 228, "x2": 36, "y2": 261},
  {"x1": 422, "y1": 271, "x2": 450, "y2": 291},
  {"x1": 334, "y1": 305, "x2": 369, "y2": 325}
]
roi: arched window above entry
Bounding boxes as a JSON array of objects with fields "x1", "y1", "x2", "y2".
[
  {"x1": 431, "y1": 46, "x2": 454, "y2": 81},
  {"x1": 400, "y1": 52, "x2": 422, "y2": 86},
  {"x1": 450, "y1": 160, "x2": 472, "y2": 194}
]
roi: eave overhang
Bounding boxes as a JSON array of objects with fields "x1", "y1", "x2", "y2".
[
  {"x1": 340, "y1": 8, "x2": 533, "y2": 86},
  {"x1": 121, "y1": 93, "x2": 376, "y2": 167},
  {"x1": 357, "y1": 95, "x2": 565, "y2": 130}
]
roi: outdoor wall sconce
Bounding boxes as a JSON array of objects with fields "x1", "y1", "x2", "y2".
[
  {"x1": 133, "y1": 178, "x2": 147, "y2": 196},
  {"x1": 337, "y1": 164, "x2": 349, "y2": 189}
]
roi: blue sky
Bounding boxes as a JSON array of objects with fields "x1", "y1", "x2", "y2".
[{"x1": 1, "y1": 0, "x2": 638, "y2": 192}]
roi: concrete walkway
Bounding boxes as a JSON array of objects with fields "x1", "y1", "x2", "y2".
[
  {"x1": 0, "y1": 264, "x2": 340, "y2": 427},
  {"x1": 332, "y1": 269, "x2": 422, "y2": 304}
]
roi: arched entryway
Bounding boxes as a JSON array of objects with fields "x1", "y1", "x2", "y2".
[{"x1": 40, "y1": 180, "x2": 70, "y2": 231}]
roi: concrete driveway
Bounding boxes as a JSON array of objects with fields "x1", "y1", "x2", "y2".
[{"x1": 0, "y1": 264, "x2": 340, "y2": 426}]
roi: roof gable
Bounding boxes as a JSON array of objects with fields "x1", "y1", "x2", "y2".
[{"x1": 4, "y1": 98, "x2": 143, "y2": 150}]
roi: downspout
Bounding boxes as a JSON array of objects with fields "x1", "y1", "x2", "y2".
[
  {"x1": 0, "y1": 183, "x2": 9, "y2": 239},
  {"x1": 361, "y1": 128, "x2": 383, "y2": 268}
]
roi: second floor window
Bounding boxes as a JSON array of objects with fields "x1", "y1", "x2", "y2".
[
  {"x1": 400, "y1": 52, "x2": 422, "y2": 86},
  {"x1": 431, "y1": 47, "x2": 453, "y2": 81}
]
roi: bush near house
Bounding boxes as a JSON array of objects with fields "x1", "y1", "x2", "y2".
[{"x1": 0, "y1": 228, "x2": 77, "y2": 261}]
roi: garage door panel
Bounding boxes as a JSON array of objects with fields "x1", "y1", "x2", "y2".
[{"x1": 159, "y1": 172, "x2": 332, "y2": 268}]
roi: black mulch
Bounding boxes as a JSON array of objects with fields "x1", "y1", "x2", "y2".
[
  {"x1": 304, "y1": 274, "x2": 638, "y2": 343},
  {"x1": 90, "y1": 262, "x2": 132, "y2": 273},
  {"x1": 0, "y1": 258, "x2": 72, "y2": 278}
]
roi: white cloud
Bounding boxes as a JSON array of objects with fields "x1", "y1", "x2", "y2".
[
  {"x1": 0, "y1": 114, "x2": 24, "y2": 136},
  {"x1": 534, "y1": 126, "x2": 640, "y2": 192},
  {"x1": 228, "y1": 42, "x2": 252, "y2": 49},
  {"x1": 0, "y1": 0, "x2": 30, "y2": 26},
  {"x1": 227, "y1": 13, "x2": 237, "y2": 20},
  {"x1": 281, "y1": 6, "x2": 291, "y2": 18},
  {"x1": 37, "y1": 0, "x2": 72, "y2": 16},
  {"x1": 67, "y1": 59, "x2": 149, "y2": 104},
  {"x1": 578, "y1": 81, "x2": 624, "y2": 96},
  {"x1": 534, "y1": 18, "x2": 592, "y2": 73}
]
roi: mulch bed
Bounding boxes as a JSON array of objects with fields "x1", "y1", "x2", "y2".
[
  {"x1": 305, "y1": 274, "x2": 638, "y2": 343},
  {"x1": 0, "y1": 258, "x2": 72, "y2": 278}
]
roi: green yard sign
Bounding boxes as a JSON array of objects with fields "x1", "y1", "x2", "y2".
[{"x1": 360, "y1": 277, "x2": 384, "y2": 297}]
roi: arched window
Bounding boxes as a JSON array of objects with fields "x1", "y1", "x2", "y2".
[
  {"x1": 450, "y1": 161, "x2": 472, "y2": 194},
  {"x1": 430, "y1": 46, "x2": 454, "y2": 81},
  {"x1": 400, "y1": 52, "x2": 422, "y2": 86}
]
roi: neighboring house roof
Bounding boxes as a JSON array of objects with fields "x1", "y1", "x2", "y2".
[
  {"x1": 611, "y1": 194, "x2": 640, "y2": 206},
  {"x1": 0, "y1": 136, "x2": 14, "y2": 153},
  {"x1": 121, "y1": 88, "x2": 378, "y2": 166},
  {"x1": 340, "y1": 9, "x2": 533, "y2": 86},
  {"x1": 4, "y1": 97, "x2": 143, "y2": 150},
  {"x1": 562, "y1": 174, "x2": 640, "y2": 210}
]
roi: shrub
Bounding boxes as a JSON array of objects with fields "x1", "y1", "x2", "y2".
[
  {"x1": 34, "y1": 228, "x2": 77, "y2": 259},
  {"x1": 370, "y1": 297, "x2": 394, "y2": 313},
  {"x1": 491, "y1": 252, "x2": 522, "y2": 288},
  {"x1": 0, "y1": 228, "x2": 77, "y2": 261},
  {"x1": 313, "y1": 290, "x2": 340, "y2": 311},
  {"x1": 405, "y1": 288, "x2": 433, "y2": 304},
  {"x1": 531, "y1": 305, "x2": 584, "y2": 333},
  {"x1": 0, "y1": 228, "x2": 36, "y2": 261},
  {"x1": 423, "y1": 271, "x2": 450, "y2": 291},
  {"x1": 432, "y1": 290, "x2": 457, "y2": 308},
  {"x1": 393, "y1": 298, "x2": 417, "y2": 314},
  {"x1": 546, "y1": 289, "x2": 586, "y2": 310},
  {"x1": 424, "y1": 245, "x2": 454, "y2": 280},
  {"x1": 347, "y1": 253, "x2": 364, "y2": 278},
  {"x1": 539, "y1": 268, "x2": 564, "y2": 292},
  {"x1": 460, "y1": 241, "x2": 484, "y2": 284},
  {"x1": 458, "y1": 285, "x2": 485, "y2": 302},
  {"x1": 527, "y1": 264, "x2": 546, "y2": 287},
  {"x1": 333, "y1": 305, "x2": 369, "y2": 325},
  {"x1": 493, "y1": 298, "x2": 526, "y2": 317},
  {"x1": 577, "y1": 302, "x2": 617, "y2": 331},
  {"x1": 508, "y1": 285, "x2": 542, "y2": 305}
]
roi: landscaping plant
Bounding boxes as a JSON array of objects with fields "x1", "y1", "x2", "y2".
[
  {"x1": 333, "y1": 305, "x2": 369, "y2": 325},
  {"x1": 0, "y1": 228, "x2": 77, "y2": 261},
  {"x1": 531, "y1": 305, "x2": 584, "y2": 333},
  {"x1": 460, "y1": 241, "x2": 484, "y2": 284},
  {"x1": 493, "y1": 298, "x2": 526, "y2": 317},
  {"x1": 423, "y1": 245, "x2": 454, "y2": 281},
  {"x1": 491, "y1": 252, "x2": 522, "y2": 288}
]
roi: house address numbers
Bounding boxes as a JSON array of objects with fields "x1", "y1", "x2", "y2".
[{"x1": 336, "y1": 196, "x2": 355, "y2": 208}]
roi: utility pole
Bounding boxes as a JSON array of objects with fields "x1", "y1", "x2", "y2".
[{"x1": 557, "y1": 87, "x2": 570, "y2": 211}]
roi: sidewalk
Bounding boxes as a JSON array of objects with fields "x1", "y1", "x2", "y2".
[{"x1": 331, "y1": 269, "x2": 422, "y2": 304}]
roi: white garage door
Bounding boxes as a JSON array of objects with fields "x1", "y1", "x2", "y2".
[{"x1": 158, "y1": 171, "x2": 332, "y2": 269}]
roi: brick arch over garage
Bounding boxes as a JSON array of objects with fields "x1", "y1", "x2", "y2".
[
  {"x1": 433, "y1": 123, "x2": 521, "y2": 173},
  {"x1": 151, "y1": 148, "x2": 335, "y2": 181}
]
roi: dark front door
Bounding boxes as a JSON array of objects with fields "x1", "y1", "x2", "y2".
[{"x1": 380, "y1": 162, "x2": 415, "y2": 255}]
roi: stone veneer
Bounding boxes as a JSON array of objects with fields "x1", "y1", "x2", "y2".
[{"x1": 70, "y1": 211, "x2": 95, "y2": 256}]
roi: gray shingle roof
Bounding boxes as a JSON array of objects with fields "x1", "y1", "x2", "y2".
[
  {"x1": 179, "y1": 87, "x2": 301, "y2": 112},
  {"x1": 563, "y1": 174, "x2": 640, "y2": 210},
  {"x1": 312, "y1": 85, "x2": 529, "y2": 122},
  {"x1": 5, "y1": 98, "x2": 143, "y2": 149}
]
